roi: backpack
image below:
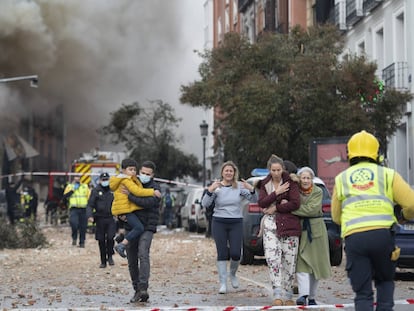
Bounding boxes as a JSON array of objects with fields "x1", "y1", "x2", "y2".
[{"x1": 164, "y1": 194, "x2": 173, "y2": 209}]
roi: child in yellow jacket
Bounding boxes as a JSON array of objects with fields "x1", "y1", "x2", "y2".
[{"x1": 110, "y1": 158, "x2": 161, "y2": 257}]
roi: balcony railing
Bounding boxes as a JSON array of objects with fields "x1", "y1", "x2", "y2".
[
  {"x1": 327, "y1": 2, "x2": 346, "y2": 31},
  {"x1": 363, "y1": 0, "x2": 383, "y2": 14},
  {"x1": 346, "y1": 0, "x2": 364, "y2": 26},
  {"x1": 382, "y1": 62, "x2": 409, "y2": 91}
]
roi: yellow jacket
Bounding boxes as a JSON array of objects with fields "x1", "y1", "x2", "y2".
[
  {"x1": 110, "y1": 174, "x2": 154, "y2": 216},
  {"x1": 332, "y1": 164, "x2": 414, "y2": 237}
]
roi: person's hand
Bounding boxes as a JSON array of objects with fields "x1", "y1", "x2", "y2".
[
  {"x1": 263, "y1": 206, "x2": 276, "y2": 215},
  {"x1": 275, "y1": 182, "x2": 289, "y2": 196},
  {"x1": 241, "y1": 179, "x2": 254, "y2": 192},
  {"x1": 208, "y1": 180, "x2": 222, "y2": 192},
  {"x1": 154, "y1": 189, "x2": 162, "y2": 198},
  {"x1": 120, "y1": 185, "x2": 129, "y2": 195},
  {"x1": 118, "y1": 215, "x2": 127, "y2": 222},
  {"x1": 280, "y1": 199, "x2": 288, "y2": 204}
]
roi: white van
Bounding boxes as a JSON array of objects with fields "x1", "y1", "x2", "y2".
[{"x1": 180, "y1": 187, "x2": 207, "y2": 233}]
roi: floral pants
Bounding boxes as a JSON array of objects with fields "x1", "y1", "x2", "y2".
[{"x1": 262, "y1": 214, "x2": 299, "y2": 300}]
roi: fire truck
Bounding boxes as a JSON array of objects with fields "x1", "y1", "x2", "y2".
[
  {"x1": 45, "y1": 150, "x2": 125, "y2": 225},
  {"x1": 71, "y1": 150, "x2": 126, "y2": 187}
]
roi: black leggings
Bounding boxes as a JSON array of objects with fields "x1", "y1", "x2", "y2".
[{"x1": 212, "y1": 217, "x2": 243, "y2": 261}]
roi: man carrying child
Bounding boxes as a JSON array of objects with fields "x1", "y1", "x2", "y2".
[{"x1": 110, "y1": 158, "x2": 161, "y2": 257}]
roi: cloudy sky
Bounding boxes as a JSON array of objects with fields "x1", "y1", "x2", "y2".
[{"x1": 0, "y1": 0, "x2": 209, "y2": 164}]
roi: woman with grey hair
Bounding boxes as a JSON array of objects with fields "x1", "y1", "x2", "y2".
[{"x1": 293, "y1": 166, "x2": 331, "y2": 306}]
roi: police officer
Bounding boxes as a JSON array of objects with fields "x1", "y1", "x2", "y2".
[
  {"x1": 332, "y1": 130, "x2": 414, "y2": 311},
  {"x1": 64, "y1": 176, "x2": 90, "y2": 247},
  {"x1": 87, "y1": 172, "x2": 116, "y2": 268}
]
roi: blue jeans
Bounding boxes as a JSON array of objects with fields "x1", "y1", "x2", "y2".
[
  {"x1": 127, "y1": 230, "x2": 154, "y2": 291},
  {"x1": 125, "y1": 213, "x2": 144, "y2": 242},
  {"x1": 164, "y1": 207, "x2": 173, "y2": 226},
  {"x1": 70, "y1": 208, "x2": 87, "y2": 245}
]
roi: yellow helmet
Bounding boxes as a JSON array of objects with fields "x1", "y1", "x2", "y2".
[{"x1": 347, "y1": 130, "x2": 379, "y2": 161}]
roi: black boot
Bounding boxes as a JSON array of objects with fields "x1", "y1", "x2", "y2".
[
  {"x1": 107, "y1": 238, "x2": 115, "y2": 265},
  {"x1": 296, "y1": 295, "x2": 308, "y2": 306},
  {"x1": 107, "y1": 256, "x2": 114, "y2": 266},
  {"x1": 99, "y1": 240, "x2": 107, "y2": 268}
]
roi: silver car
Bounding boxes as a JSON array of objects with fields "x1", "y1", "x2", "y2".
[{"x1": 180, "y1": 187, "x2": 207, "y2": 233}]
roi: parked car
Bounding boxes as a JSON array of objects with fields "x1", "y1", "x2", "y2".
[
  {"x1": 394, "y1": 205, "x2": 414, "y2": 268},
  {"x1": 241, "y1": 172, "x2": 343, "y2": 266},
  {"x1": 180, "y1": 187, "x2": 207, "y2": 233}
]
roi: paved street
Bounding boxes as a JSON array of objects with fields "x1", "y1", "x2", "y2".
[{"x1": 0, "y1": 224, "x2": 413, "y2": 310}]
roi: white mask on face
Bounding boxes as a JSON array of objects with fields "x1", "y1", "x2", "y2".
[{"x1": 138, "y1": 174, "x2": 151, "y2": 184}]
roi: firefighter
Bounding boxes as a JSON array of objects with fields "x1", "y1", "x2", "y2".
[
  {"x1": 332, "y1": 130, "x2": 414, "y2": 311},
  {"x1": 87, "y1": 172, "x2": 116, "y2": 268},
  {"x1": 63, "y1": 176, "x2": 91, "y2": 247},
  {"x1": 20, "y1": 182, "x2": 38, "y2": 221}
]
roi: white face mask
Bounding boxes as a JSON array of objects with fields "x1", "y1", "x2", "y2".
[
  {"x1": 101, "y1": 180, "x2": 109, "y2": 187},
  {"x1": 138, "y1": 174, "x2": 151, "y2": 184}
]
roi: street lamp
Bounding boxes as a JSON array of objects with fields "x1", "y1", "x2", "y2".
[
  {"x1": 0, "y1": 75, "x2": 39, "y2": 88},
  {"x1": 200, "y1": 120, "x2": 208, "y2": 187}
]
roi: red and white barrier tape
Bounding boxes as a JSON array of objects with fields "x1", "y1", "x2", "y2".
[
  {"x1": 9, "y1": 299, "x2": 414, "y2": 311},
  {"x1": 0, "y1": 171, "x2": 203, "y2": 189},
  {"x1": 146, "y1": 299, "x2": 414, "y2": 310}
]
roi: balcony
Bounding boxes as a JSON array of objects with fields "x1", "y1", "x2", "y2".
[
  {"x1": 363, "y1": 0, "x2": 383, "y2": 14},
  {"x1": 346, "y1": 0, "x2": 364, "y2": 27},
  {"x1": 327, "y1": 1, "x2": 346, "y2": 31},
  {"x1": 238, "y1": 0, "x2": 253, "y2": 13},
  {"x1": 382, "y1": 62, "x2": 409, "y2": 91}
]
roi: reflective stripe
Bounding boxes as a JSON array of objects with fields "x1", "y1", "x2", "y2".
[
  {"x1": 341, "y1": 173, "x2": 347, "y2": 197},
  {"x1": 346, "y1": 214, "x2": 395, "y2": 227},
  {"x1": 341, "y1": 166, "x2": 390, "y2": 210},
  {"x1": 343, "y1": 194, "x2": 394, "y2": 207}
]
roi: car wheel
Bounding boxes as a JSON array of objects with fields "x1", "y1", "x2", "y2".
[
  {"x1": 240, "y1": 245, "x2": 254, "y2": 265},
  {"x1": 330, "y1": 244, "x2": 343, "y2": 266},
  {"x1": 189, "y1": 221, "x2": 196, "y2": 232},
  {"x1": 196, "y1": 223, "x2": 204, "y2": 233}
]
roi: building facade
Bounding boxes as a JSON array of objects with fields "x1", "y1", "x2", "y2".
[
  {"x1": 208, "y1": 0, "x2": 314, "y2": 176},
  {"x1": 207, "y1": 0, "x2": 413, "y2": 184},
  {"x1": 329, "y1": 0, "x2": 413, "y2": 184}
]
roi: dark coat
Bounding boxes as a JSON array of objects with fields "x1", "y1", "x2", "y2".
[
  {"x1": 257, "y1": 171, "x2": 301, "y2": 237},
  {"x1": 87, "y1": 184, "x2": 114, "y2": 218},
  {"x1": 127, "y1": 179, "x2": 161, "y2": 233}
]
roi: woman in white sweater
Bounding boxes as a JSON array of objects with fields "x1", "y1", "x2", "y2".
[{"x1": 202, "y1": 161, "x2": 256, "y2": 294}]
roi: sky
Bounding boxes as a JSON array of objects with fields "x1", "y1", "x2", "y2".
[{"x1": 0, "y1": 0, "x2": 209, "y2": 165}]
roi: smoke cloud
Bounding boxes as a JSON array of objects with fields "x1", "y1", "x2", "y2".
[{"x1": 0, "y1": 0, "x2": 206, "y2": 164}]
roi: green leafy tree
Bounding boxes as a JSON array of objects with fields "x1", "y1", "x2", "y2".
[
  {"x1": 180, "y1": 25, "x2": 411, "y2": 176},
  {"x1": 101, "y1": 100, "x2": 201, "y2": 180}
]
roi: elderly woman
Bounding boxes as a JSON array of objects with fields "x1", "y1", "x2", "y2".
[
  {"x1": 293, "y1": 167, "x2": 331, "y2": 306},
  {"x1": 257, "y1": 155, "x2": 301, "y2": 306}
]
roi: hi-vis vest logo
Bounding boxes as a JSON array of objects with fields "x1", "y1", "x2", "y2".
[{"x1": 350, "y1": 168, "x2": 375, "y2": 191}]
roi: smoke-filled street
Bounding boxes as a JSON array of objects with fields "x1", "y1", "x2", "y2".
[{"x1": 1, "y1": 222, "x2": 414, "y2": 310}]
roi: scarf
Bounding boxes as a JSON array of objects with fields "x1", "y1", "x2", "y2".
[
  {"x1": 300, "y1": 184, "x2": 313, "y2": 242},
  {"x1": 300, "y1": 184, "x2": 313, "y2": 195}
]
